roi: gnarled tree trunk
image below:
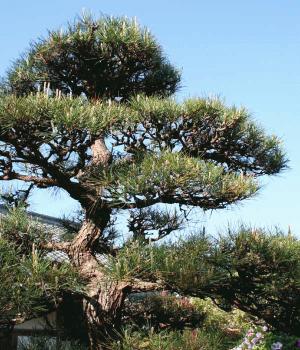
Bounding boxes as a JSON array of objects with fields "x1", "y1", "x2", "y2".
[
  {"x1": 69, "y1": 220, "x2": 131, "y2": 349},
  {"x1": 83, "y1": 279, "x2": 130, "y2": 349},
  {"x1": 67, "y1": 136, "x2": 131, "y2": 349}
]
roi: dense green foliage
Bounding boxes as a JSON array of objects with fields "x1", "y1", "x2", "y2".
[
  {"x1": 13, "y1": 297, "x2": 300, "y2": 349},
  {"x1": 17, "y1": 297, "x2": 251, "y2": 350},
  {"x1": 0, "y1": 93, "x2": 286, "y2": 211},
  {"x1": 6, "y1": 15, "x2": 180, "y2": 98},
  {"x1": 0, "y1": 94, "x2": 286, "y2": 175},
  {"x1": 105, "y1": 228, "x2": 300, "y2": 335},
  {"x1": 123, "y1": 294, "x2": 205, "y2": 331},
  {"x1": 110, "y1": 297, "x2": 252, "y2": 350},
  {"x1": 0, "y1": 208, "x2": 82, "y2": 321},
  {"x1": 207, "y1": 228, "x2": 300, "y2": 335},
  {"x1": 0, "y1": 205, "x2": 50, "y2": 251},
  {"x1": 0, "y1": 13, "x2": 293, "y2": 349}
]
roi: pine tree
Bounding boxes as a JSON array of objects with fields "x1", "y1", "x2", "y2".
[{"x1": 0, "y1": 14, "x2": 287, "y2": 349}]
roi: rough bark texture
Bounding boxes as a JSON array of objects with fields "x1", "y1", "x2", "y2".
[
  {"x1": 90, "y1": 137, "x2": 112, "y2": 167},
  {"x1": 83, "y1": 280, "x2": 130, "y2": 350},
  {"x1": 69, "y1": 227, "x2": 130, "y2": 349},
  {"x1": 68, "y1": 137, "x2": 128, "y2": 349}
]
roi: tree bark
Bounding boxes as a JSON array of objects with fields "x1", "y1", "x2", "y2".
[
  {"x1": 67, "y1": 136, "x2": 130, "y2": 349},
  {"x1": 90, "y1": 137, "x2": 112, "y2": 167},
  {"x1": 69, "y1": 234, "x2": 130, "y2": 350},
  {"x1": 83, "y1": 279, "x2": 130, "y2": 350}
]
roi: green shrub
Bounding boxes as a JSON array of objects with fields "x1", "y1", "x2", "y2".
[
  {"x1": 123, "y1": 294, "x2": 205, "y2": 331},
  {"x1": 113, "y1": 297, "x2": 251, "y2": 350},
  {"x1": 0, "y1": 209, "x2": 82, "y2": 321},
  {"x1": 207, "y1": 228, "x2": 300, "y2": 335},
  {"x1": 106, "y1": 228, "x2": 300, "y2": 335},
  {"x1": 191, "y1": 297, "x2": 251, "y2": 334},
  {"x1": 0, "y1": 206, "x2": 49, "y2": 252}
]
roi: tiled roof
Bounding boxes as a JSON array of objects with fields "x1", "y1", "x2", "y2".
[
  {"x1": 0, "y1": 205, "x2": 71, "y2": 262},
  {"x1": 0, "y1": 205, "x2": 70, "y2": 227}
]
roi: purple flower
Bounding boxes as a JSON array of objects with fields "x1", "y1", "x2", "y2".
[
  {"x1": 244, "y1": 339, "x2": 251, "y2": 345},
  {"x1": 251, "y1": 337, "x2": 259, "y2": 344},
  {"x1": 295, "y1": 339, "x2": 300, "y2": 348},
  {"x1": 271, "y1": 342, "x2": 283, "y2": 350}
]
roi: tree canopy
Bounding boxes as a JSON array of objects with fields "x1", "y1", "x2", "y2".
[
  {"x1": 0, "y1": 93, "x2": 285, "y2": 210},
  {"x1": 0, "y1": 14, "x2": 294, "y2": 349},
  {"x1": 7, "y1": 15, "x2": 180, "y2": 99}
]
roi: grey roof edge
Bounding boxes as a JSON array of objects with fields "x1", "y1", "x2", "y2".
[{"x1": 0, "y1": 204, "x2": 77, "y2": 228}]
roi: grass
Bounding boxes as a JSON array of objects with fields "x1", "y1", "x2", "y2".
[{"x1": 108, "y1": 328, "x2": 226, "y2": 350}]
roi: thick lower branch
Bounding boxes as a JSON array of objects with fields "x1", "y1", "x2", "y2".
[
  {"x1": 0, "y1": 172, "x2": 58, "y2": 187},
  {"x1": 131, "y1": 279, "x2": 164, "y2": 292},
  {"x1": 40, "y1": 241, "x2": 71, "y2": 252}
]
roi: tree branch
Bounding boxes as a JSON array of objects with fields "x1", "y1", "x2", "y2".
[
  {"x1": 40, "y1": 241, "x2": 71, "y2": 252},
  {"x1": 131, "y1": 278, "x2": 165, "y2": 292},
  {"x1": 0, "y1": 172, "x2": 58, "y2": 187}
]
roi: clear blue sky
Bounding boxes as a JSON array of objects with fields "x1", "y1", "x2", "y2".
[{"x1": 0, "y1": 0, "x2": 299, "y2": 235}]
